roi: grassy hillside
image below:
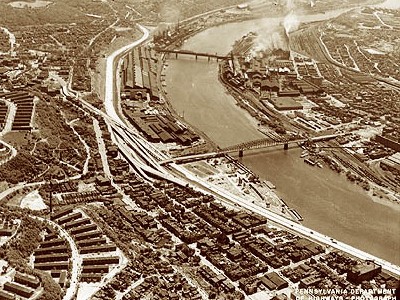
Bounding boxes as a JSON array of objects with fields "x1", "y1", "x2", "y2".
[{"x1": 0, "y1": 0, "x2": 113, "y2": 26}]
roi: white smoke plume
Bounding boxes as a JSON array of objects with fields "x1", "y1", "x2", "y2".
[
  {"x1": 285, "y1": 0, "x2": 295, "y2": 10},
  {"x1": 283, "y1": 10, "x2": 300, "y2": 35},
  {"x1": 250, "y1": 31, "x2": 289, "y2": 57},
  {"x1": 247, "y1": 0, "x2": 301, "y2": 57},
  {"x1": 283, "y1": 0, "x2": 301, "y2": 35},
  {"x1": 159, "y1": 1, "x2": 181, "y2": 23}
]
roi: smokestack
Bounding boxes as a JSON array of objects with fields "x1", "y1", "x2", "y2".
[{"x1": 282, "y1": 0, "x2": 300, "y2": 56}]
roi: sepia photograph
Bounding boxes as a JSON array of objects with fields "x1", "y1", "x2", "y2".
[{"x1": 0, "y1": 0, "x2": 398, "y2": 299}]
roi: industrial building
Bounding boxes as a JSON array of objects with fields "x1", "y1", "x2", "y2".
[{"x1": 347, "y1": 261, "x2": 382, "y2": 284}]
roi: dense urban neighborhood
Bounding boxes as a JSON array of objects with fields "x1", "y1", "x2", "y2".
[{"x1": 0, "y1": 0, "x2": 399, "y2": 299}]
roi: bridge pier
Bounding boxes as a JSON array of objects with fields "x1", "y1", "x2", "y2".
[
  {"x1": 175, "y1": 53, "x2": 178, "y2": 59},
  {"x1": 239, "y1": 149, "x2": 243, "y2": 158},
  {"x1": 195, "y1": 55, "x2": 198, "y2": 60},
  {"x1": 284, "y1": 143, "x2": 289, "y2": 150}
]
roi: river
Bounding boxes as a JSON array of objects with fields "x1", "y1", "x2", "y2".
[
  {"x1": 373, "y1": 0, "x2": 400, "y2": 9},
  {"x1": 164, "y1": 4, "x2": 400, "y2": 265}
]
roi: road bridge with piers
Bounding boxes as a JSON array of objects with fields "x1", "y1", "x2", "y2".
[
  {"x1": 154, "y1": 48, "x2": 229, "y2": 61},
  {"x1": 99, "y1": 25, "x2": 400, "y2": 276},
  {"x1": 224, "y1": 133, "x2": 349, "y2": 156},
  {"x1": 72, "y1": 24, "x2": 400, "y2": 275},
  {"x1": 221, "y1": 138, "x2": 305, "y2": 157},
  {"x1": 160, "y1": 133, "x2": 348, "y2": 165}
]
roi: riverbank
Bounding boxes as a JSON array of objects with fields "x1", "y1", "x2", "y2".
[
  {"x1": 161, "y1": 4, "x2": 400, "y2": 264},
  {"x1": 239, "y1": 147, "x2": 400, "y2": 265},
  {"x1": 211, "y1": 5, "x2": 400, "y2": 208},
  {"x1": 367, "y1": 188, "x2": 400, "y2": 211},
  {"x1": 180, "y1": 155, "x2": 301, "y2": 222},
  {"x1": 225, "y1": 154, "x2": 302, "y2": 222},
  {"x1": 159, "y1": 62, "x2": 219, "y2": 154}
]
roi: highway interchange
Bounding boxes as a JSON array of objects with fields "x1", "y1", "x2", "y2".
[{"x1": 97, "y1": 25, "x2": 400, "y2": 276}]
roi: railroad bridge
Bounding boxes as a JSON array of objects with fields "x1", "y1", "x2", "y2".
[
  {"x1": 159, "y1": 133, "x2": 347, "y2": 165},
  {"x1": 222, "y1": 133, "x2": 349, "y2": 157},
  {"x1": 219, "y1": 138, "x2": 308, "y2": 157},
  {"x1": 154, "y1": 48, "x2": 228, "y2": 61},
  {"x1": 159, "y1": 138, "x2": 307, "y2": 165}
]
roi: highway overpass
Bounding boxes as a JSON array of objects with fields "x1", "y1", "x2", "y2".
[{"x1": 100, "y1": 24, "x2": 400, "y2": 277}]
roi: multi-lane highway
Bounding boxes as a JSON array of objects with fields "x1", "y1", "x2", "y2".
[
  {"x1": 102, "y1": 24, "x2": 400, "y2": 276},
  {"x1": 104, "y1": 24, "x2": 149, "y2": 126},
  {"x1": 171, "y1": 162, "x2": 400, "y2": 275}
]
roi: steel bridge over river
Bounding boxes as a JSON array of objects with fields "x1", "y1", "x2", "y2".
[{"x1": 160, "y1": 133, "x2": 347, "y2": 165}]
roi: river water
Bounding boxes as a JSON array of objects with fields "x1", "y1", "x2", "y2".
[
  {"x1": 373, "y1": 0, "x2": 400, "y2": 9},
  {"x1": 165, "y1": 5, "x2": 400, "y2": 265}
]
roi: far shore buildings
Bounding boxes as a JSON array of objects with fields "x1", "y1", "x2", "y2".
[{"x1": 221, "y1": 50, "x2": 323, "y2": 112}]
